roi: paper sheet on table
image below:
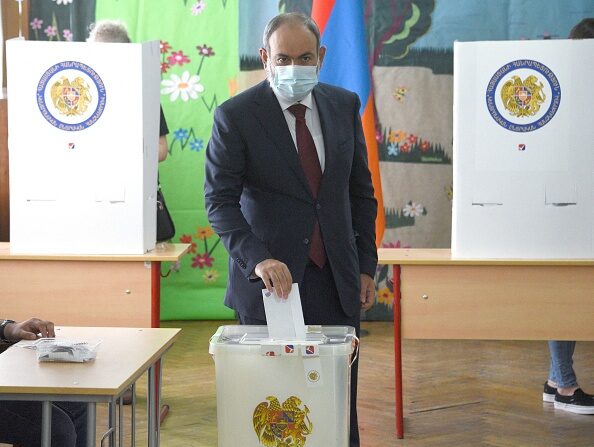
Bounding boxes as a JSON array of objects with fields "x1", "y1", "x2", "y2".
[{"x1": 262, "y1": 283, "x2": 306, "y2": 340}]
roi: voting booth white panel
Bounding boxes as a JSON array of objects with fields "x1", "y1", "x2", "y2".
[
  {"x1": 452, "y1": 39, "x2": 594, "y2": 259},
  {"x1": 7, "y1": 39, "x2": 160, "y2": 254},
  {"x1": 210, "y1": 326, "x2": 355, "y2": 447}
]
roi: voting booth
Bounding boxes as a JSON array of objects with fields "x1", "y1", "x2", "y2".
[
  {"x1": 6, "y1": 38, "x2": 160, "y2": 254},
  {"x1": 210, "y1": 325, "x2": 356, "y2": 447},
  {"x1": 452, "y1": 39, "x2": 594, "y2": 258}
]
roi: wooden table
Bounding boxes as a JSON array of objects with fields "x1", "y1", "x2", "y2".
[
  {"x1": 0, "y1": 242, "x2": 190, "y2": 328},
  {"x1": 0, "y1": 326, "x2": 180, "y2": 447},
  {"x1": 378, "y1": 248, "x2": 594, "y2": 438}
]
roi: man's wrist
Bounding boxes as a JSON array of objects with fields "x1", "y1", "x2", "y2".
[{"x1": 0, "y1": 319, "x2": 16, "y2": 342}]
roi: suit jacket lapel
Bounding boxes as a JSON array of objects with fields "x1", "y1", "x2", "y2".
[
  {"x1": 253, "y1": 81, "x2": 312, "y2": 198},
  {"x1": 313, "y1": 85, "x2": 338, "y2": 198}
]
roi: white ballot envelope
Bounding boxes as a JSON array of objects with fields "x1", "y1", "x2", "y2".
[{"x1": 262, "y1": 283, "x2": 306, "y2": 340}]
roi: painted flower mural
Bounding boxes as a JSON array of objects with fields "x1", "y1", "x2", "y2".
[
  {"x1": 379, "y1": 128, "x2": 452, "y2": 164},
  {"x1": 30, "y1": 18, "x2": 43, "y2": 29},
  {"x1": 159, "y1": 39, "x2": 217, "y2": 112},
  {"x1": 377, "y1": 287, "x2": 394, "y2": 307},
  {"x1": 167, "y1": 50, "x2": 191, "y2": 66},
  {"x1": 44, "y1": 25, "x2": 58, "y2": 38},
  {"x1": 161, "y1": 71, "x2": 205, "y2": 102},
  {"x1": 203, "y1": 269, "x2": 220, "y2": 283},
  {"x1": 178, "y1": 226, "x2": 222, "y2": 285},
  {"x1": 191, "y1": 0, "x2": 207, "y2": 15},
  {"x1": 385, "y1": 201, "x2": 427, "y2": 229},
  {"x1": 169, "y1": 127, "x2": 205, "y2": 155},
  {"x1": 402, "y1": 202, "x2": 424, "y2": 217},
  {"x1": 192, "y1": 253, "x2": 214, "y2": 268}
]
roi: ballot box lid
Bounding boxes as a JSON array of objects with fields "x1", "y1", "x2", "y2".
[{"x1": 209, "y1": 325, "x2": 356, "y2": 357}]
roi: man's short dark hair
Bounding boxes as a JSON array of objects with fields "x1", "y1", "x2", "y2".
[
  {"x1": 262, "y1": 12, "x2": 321, "y2": 53},
  {"x1": 569, "y1": 18, "x2": 594, "y2": 39}
]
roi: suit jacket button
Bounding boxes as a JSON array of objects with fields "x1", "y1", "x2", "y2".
[
  {"x1": 316, "y1": 203, "x2": 321, "y2": 210},
  {"x1": 303, "y1": 238, "x2": 310, "y2": 244}
]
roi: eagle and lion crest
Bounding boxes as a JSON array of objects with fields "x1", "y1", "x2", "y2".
[
  {"x1": 500, "y1": 74, "x2": 546, "y2": 118},
  {"x1": 50, "y1": 76, "x2": 92, "y2": 117},
  {"x1": 253, "y1": 395, "x2": 313, "y2": 447}
]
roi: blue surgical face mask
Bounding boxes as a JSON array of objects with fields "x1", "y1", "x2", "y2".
[{"x1": 270, "y1": 65, "x2": 319, "y2": 102}]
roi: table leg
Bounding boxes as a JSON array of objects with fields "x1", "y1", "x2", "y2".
[
  {"x1": 151, "y1": 260, "x2": 170, "y2": 426},
  {"x1": 148, "y1": 364, "x2": 157, "y2": 447},
  {"x1": 151, "y1": 261, "x2": 161, "y2": 328},
  {"x1": 131, "y1": 382, "x2": 136, "y2": 447},
  {"x1": 393, "y1": 264, "x2": 404, "y2": 438},
  {"x1": 41, "y1": 401, "x2": 52, "y2": 447},
  {"x1": 108, "y1": 399, "x2": 116, "y2": 446},
  {"x1": 119, "y1": 395, "x2": 124, "y2": 447},
  {"x1": 86, "y1": 402, "x2": 96, "y2": 447},
  {"x1": 157, "y1": 360, "x2": 163, "y2": 441}
]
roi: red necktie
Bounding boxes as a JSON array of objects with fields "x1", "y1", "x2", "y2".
[{"x1": 288, "y1": 104, "x2": 326, "y2": 268}]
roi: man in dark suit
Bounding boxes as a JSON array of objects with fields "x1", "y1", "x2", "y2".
[{"x1": 205, "y1": 12, "x2": 377, "y2": 446}]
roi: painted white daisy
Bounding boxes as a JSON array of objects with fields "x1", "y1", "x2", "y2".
[
  {"x1": 402, "y1": 202, "x2": 424, "y2": 217},
  {"x1": 161, "y1": 71, "x2": 204, "y2": 102}
]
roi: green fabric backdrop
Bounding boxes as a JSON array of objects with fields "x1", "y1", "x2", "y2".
[{"x1": 96, "y1": 0, "x2": 237, "y2": 320}]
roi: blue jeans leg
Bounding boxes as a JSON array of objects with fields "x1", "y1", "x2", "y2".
[{"x1": 548, "y1": 340, "x2": 578, "y2": 388}]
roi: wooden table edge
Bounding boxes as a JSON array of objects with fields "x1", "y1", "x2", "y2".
[
  {"x1": 378, "y1": 248, "x2": 594, "y2": 266},
  {"x1": 0, "y1": 242, "x2": 191, "y2": 262}
]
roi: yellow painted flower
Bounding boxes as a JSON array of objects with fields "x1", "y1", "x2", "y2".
[
  {"x1": 377, "y1": 287, "x2": 394, "y2": 307},
  {"x1": 203, "y1": 269, "x2": 219, "y2": 283},
  {"x1": 195, "y1": 226, "x2": 214, "y2": 240},
  {"x1": 390, "y1": 130, "x2": 406, "y2": 143}
]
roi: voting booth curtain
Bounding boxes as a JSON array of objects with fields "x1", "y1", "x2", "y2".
[{"x1": 26, "y1": 0, "x2": 594, "y2": 320}]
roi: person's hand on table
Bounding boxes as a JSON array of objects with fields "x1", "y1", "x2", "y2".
[{"x1": 4, "y1": 318, "x2": 55, "y2": 342}]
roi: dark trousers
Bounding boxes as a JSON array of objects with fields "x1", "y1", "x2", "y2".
[
  {"x1": 0, "y1": 401, "x2": 87, "y2": 447},
  {"x1": 239, "y1": 262, "x2": 361, "y2": 447}
]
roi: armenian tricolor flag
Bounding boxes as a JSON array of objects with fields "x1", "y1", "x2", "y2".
[{"x1": 312, "y1": 0, "x2": 385, "y2": 246}]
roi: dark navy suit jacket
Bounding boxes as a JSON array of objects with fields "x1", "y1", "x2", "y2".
[{"x1": 204, "y1": 80, "x2": 377, "y2": 321}]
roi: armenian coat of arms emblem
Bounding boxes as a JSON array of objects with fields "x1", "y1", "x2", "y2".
[
  {"x1": 500, "y1": 75, "x2": 546, "y2": 118},
  {"x1": 50, "y1": 76, "x2": 92, "y2": 117},
  {"x1": 485, "y1": 59, "x2": 561, "y2": 132},
  {"x1": 37, "y1": 61, "x2": 106, "y2": 131},
  {"x1": 253, "y1": 396, "x2": 313, "y2": 446}
]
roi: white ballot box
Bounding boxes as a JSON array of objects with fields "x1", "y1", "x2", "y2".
[
  {"x1": 209, "y1": 325, "x2": 357, "y2": 447},
  {"x1": 452, "y1": 39, "x2": 594, "y2": 259},
  {"x1": 6, "y1": 38, "x2": 160, "y2": 254}
]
